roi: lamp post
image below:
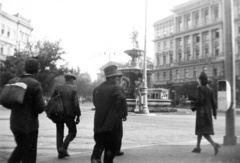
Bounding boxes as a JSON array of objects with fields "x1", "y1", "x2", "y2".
[
  {"x1": 223, "y1": 0, "x2": 237, "y2": 145},
  {"x1": 141, "y1": 0, "x2": 149, "y2": 114},
  {"x1": 104, "y1": 52, "x2": 115, "y2": 62}
]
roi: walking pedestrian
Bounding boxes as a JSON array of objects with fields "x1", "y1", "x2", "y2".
[
  {"x1": 191, "y1": 71, "x2": 220, "y2": 155},
  {"x1": 51, "y1": 73, "x2": 81, "y2": 159},
  {"x1": 7, "y1": 58, "x2": 45, "y2": 163},
  {"x1": 91, "y1": 65, "x2": 127, "y2": 163}
]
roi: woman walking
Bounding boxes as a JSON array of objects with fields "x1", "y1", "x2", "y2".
[{"x1": 191, "y1": 71, "x2": 220, "y2": 155}]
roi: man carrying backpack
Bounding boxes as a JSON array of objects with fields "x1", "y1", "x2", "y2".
[
  {"x1": 7, "y1": 58, "x2": 45, "y2": 163},
  {"x1": 51, "y1": 73, "x2": 81, "y2": 159}
]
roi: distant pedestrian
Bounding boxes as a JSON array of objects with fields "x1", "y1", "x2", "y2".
[
  {"x1": 115, "y1": 85, "x2": 128, "y2": 156},
  {"x1": 7, "y1": 58, "x2": 45, "y2": 163},
  {"x1": 91, "y1": 65, "x2": 127, "y2": 163},
  {"x1": 51, "y1": 73, "x2": 81, "y2": 159},
  {"x1": 191, "y1": 71, "x2": 220, "y2": 155}
]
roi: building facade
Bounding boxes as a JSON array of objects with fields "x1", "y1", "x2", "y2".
[
  {"x1": 153, "y1": 0, "x2": 240, "y2": 88},
  {"x1": 0, "y1": 4, "x2": 33, "y2": 61}
]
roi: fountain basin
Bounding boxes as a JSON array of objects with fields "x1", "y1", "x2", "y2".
[{"x1": 126, "y1": 98, "x2": 172, "y2": 112}]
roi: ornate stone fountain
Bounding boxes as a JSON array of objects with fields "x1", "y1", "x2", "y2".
[{"x1": 119, "y1": 29, "x2": 172, "y2": 112}]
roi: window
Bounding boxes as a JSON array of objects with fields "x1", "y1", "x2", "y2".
[
  {"x1": 203, "y1": 66, "x2": 207, "y2": 73},
  {"x1": 185, "y1": 36, "x2": 190, "y2": 45},
  {"x1": 176, "y1": 17, "x2": 182, "y2": 31},
  {"x1": 170, "y1": 40, "x2": 173, "y2": 48},
  {"x1": 164, "y1": 41, "x2": 167, "y2": 49},
  {"x1": 196, "y1": 49, "x2": 199, "y2": 59},
  {"x1": 203, "y1": 31, "x2": 209, "y2": 42},
  {"x1": 184, "y1": 69, "x2": 188, "y2": 78},
  {"x1": 177, "y1": 38, "x2": 182, "y2": 47},
  {"x1": 157, "y1": 42, "x2": 161, "y2": 51},
  {"x1": 157, "y1": 56, "x2": 160, "y2": 66},
  {"x1": 178, "y1": 52, "x2": 182, "y2": 61},
  {"x1": 7, "y1": 27, "x2": 10, "y2": 37},
  {"x1": 193, "y1": 34, "x2": 200, "y2": 43},
  {"x1": 170, "y1": 54, "x2": 173, "y2": 63},
  {"x1": 186, "y1": 51, "x2": 190, "y2": 60},
  {"x1": 163, "y1": 56, "x2": 166, "y2": 65},
  {"x1": 213, "y1": 29, "x2": 219, "y2": 39},
  {"x1": 157, "y1": 72, "x2": 160, "y2": 80},
  {"x1": 214, "y1": 46, "x2": 219, "y2": 56},
  {"x1": 0, "y1": 47, "x2": 3, "y2": 55},
  {"x1": 170, "y1": 20, "x2": 174, "y2": 33},
  {"x1": 213, "y1": 5, "x2": 219, "y2": 20},
  {"x1": 185, "y1": 14, "x2": 191, "y2": 29},
  {"x1": 213, "y1": 67, "x2": 217, "y2": 77},
  {"x1": 203, "y1": 8, "x2": 209, "y2": 24},
  {"x1": 193, "y1": 68, "x2": 197, "y2": 78},
  {"x1": 163, "y1": 72, "x2": 166, "y2": 80},
  {"x1": 1, "y1": 24, "x2": 5, "y2": 35},
  {"x1": 204, "y1": 45, "x2": 209, "y2": 57},
  {"x1": 194, "y1": 11, "x2": 199, "y2": 26},
  {"x1": 176, "y1": 70, "x2": 180, "y2": 79}
]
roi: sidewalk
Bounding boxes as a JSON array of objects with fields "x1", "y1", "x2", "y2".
[{"x1": 38, "y1": 143, "x2": 240, "y2": 163}]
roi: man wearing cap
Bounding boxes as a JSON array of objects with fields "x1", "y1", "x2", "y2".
[
  {"x1": 91, "y1": 65, "x2": 127, "y2": 163},
  {"x1": 51, "y1": 73, "x2": 81, "y2": 159},
  {"x1": 7, "y1": 58, "x2": 45, "y2": 163}
]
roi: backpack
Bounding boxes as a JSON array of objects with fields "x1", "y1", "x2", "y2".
[
  {"x1": 0, "y1": 78, "x2": 27, "y2": 109},
  {"x1": 45, "y1": 88, "x2": 64, "y2": 123}
]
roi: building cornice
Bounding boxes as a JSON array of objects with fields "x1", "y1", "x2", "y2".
[
  {"x1": 172, "y1": 0, "x2": 220, "y2": 14},
  {"x1": 152, "y1": 57, "x2": 224, "y2": 72},
  {"x1": 153, "y1": 21, "x2": 223, "y2": 42},
  {"x1": 0, "y1": 11, "x2": 33, "y2": 31}
]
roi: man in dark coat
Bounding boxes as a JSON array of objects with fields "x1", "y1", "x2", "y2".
[
  {"x1": 51, "y1": 73, "x2": 81, "y2": 159},
  {"x1": 7, "y1": 58, "x2": 45, "y2": 163},
  {"x1": 91, "y1": 65, "x2": 127, "y2": 163}
]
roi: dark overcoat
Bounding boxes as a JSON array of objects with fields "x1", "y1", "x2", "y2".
[
  {"x1": 9, "y1": 74, "x2": 45, "y2": 133},
  {"x1": 193, "y1": 85, "x2": 216, "y2": 135},
  {"x1": 93, "y1": 81, "x2": 127, "y2": 133},
  {"x1": 51, "y1": 83, "x2": 81, "y2": 117}
]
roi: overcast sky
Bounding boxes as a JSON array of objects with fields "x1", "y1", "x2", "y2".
[{"x1": 0, "y1": 0, "x2": 188, "y2": 80}]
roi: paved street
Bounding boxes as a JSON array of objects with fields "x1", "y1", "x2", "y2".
[{"x1": 0, "y1": 103, "x2": 240, "y2": 163}]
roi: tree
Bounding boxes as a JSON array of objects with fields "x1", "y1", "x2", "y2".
[
  {"x1": 0, "y1": 40, "x2": 69, "y2": 96},
  {"x1": 75, "y1": 72, "x2": 92, "y2": 97},
  {"x1": 35, "y1": 40, "x2": 69, "y2": 95}
]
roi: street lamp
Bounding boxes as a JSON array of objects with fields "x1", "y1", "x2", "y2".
[
  {"x1": 141, "y1": 0, "x2": 149, "y2": 114},
  {"x1": 104, "y1": 52, "x2": 115, "y2": 62},
  {"x1": 223, "y1": 0, "x2": 237, "y2": 145}
]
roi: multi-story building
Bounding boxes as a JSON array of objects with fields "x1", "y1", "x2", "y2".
[
  {"x1": 0, "y1": 4, "x2": 33, "y2": 61},
  {"x1": 152, "y1": 0, "x2": 240, "y2": 91}
]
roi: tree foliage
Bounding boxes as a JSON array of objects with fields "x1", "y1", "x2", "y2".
[{"x1": 0, "y1": 40, "x2": 69, "y2": 95}]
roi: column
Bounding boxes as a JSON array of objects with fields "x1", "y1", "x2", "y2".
[
  {"x1": 199, "y1": 32, "x2": 203, "y2": 58},
  {"x1": 173, "y1": 38, "x2": 176, "y2": 63},
  {"x1": 219, "y1": 27, "x2": 223, "y2": 56},
  {"x1": 209, "y1": 29, "x2": 213, "y2": 57},
  {"x1": 190, "y1": 35, "x2": 193, "y2": 60},
  {"x1": 181, "y1": 36, "x2": 184, "y2": 61}
]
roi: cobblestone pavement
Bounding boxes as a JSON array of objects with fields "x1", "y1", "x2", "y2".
[{"x1": 0, "y1": 103, "x2": 240, "y2": 163}]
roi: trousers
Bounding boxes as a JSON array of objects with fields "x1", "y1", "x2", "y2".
[
  {"x1": 8, "y1": 130, "x2": 38, "y2": 163},
  {"x1": 56, "y1": 115, "x2": 77, "y2": 151},
  {"x1": 91, "y1": 123, "x2": 119, "y2": 163}
]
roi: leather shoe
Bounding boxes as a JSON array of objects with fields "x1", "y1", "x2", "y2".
[
  {"x1": 58, "y1": 147, "x2": 70, "y2": 159},
  {"x1": 192, "y1": 147, "x2": 201, "y2": 153},
  {"x1": 116, "y1": 151, "x2": 124, "y2": 156},
  {"x1": 214, "y1": 143, "x2": 221, "y2": 155}
]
